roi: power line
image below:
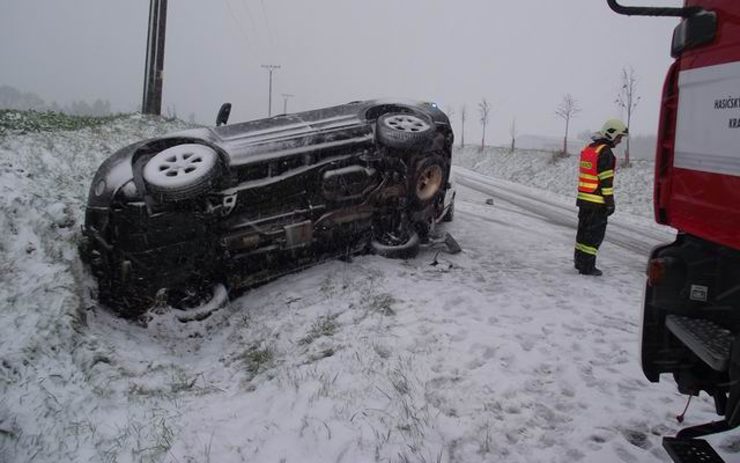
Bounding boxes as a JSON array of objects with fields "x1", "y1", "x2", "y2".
[
  {"x1": 259, "y1": 0, "x2": 276, "y2": 49},
  {"x1": 237, "y1": 0, "x2": 257, "y2": 32},
  {"x1": 224, "y1": 0, "x2": 251, "y2": 49}
]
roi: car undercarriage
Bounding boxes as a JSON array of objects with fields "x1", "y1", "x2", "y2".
[{"x1": 81, "y1": 100, "x2": 455, "y2": 318}]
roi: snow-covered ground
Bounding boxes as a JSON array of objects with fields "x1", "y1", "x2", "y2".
[
  {"x1": 453, "y1": 145, "x2": 656, "y2": 219},
  {"x1": 1, "y1": 119, "x2": 738, "y2": 462}
]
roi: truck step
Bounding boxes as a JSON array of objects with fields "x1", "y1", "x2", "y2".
[
  {"x1": 665, "y1": 315, "x2": 733, "y2": 372},
  {"x1": 663, "y1": 437, "x2": 725, "y2": 463}
]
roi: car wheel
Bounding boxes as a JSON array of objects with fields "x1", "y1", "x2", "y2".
[
  {"x1": 410, "y1": 156, "x2": 445, "y2": 206},
  {"x1": 376, "y1": 112, "x2": 434, "y2": 149},
  {"x1": 143, "y1": 144, "x2": 221, "y2": 201},
  {"x1": 167, "y1": 282, "x2": 216, "y2": 311},
  {"x1": 442, "y1": 199, "x2": 455, "y2": 222},
  {"x1": 170, "y1": 284, "x2": 229, "y2": 323},
  {"x1": 370, "y1": 228, "x2": 420, "y2": 259}
]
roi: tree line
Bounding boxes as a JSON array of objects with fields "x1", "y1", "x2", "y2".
[
  {"x1": 0, "y1": 85, "x2": 113, "y2": 117},
  {"x1": 450, "y1": 66, "x2": 641, "y2": 167}
]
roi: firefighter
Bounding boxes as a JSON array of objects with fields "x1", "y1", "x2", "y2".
[{"x1": 574, "y1": 118, "x2": 628, "y2": 276}]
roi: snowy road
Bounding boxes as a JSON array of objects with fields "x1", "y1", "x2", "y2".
[
  {"x1": 453, "y1": 166, "x2": 675, "y2": 256},
  {"x1": 3, "y1": 124, "x2": 739, "y2": 463}
]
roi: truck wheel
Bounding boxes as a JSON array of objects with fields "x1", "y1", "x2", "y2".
[
  {"x1": 376, "y1": 112, "x2": 434, "y2": 149},
  {"x1": 371, "y1": 229, "x2": 420, "y2": 259},
  {"x1": 143, "y1": 144, "x2": 220, "y2": 202}
]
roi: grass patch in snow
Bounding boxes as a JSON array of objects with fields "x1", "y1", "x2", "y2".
[
  {"x1": 0, "y1": 110, "x2": 125, "y2": 137},
  {"x1": 127, "y1": 369, "x2": 215, "y2": 399},
  {"x1": 238, "y1": 345, "x2": 274, "y2": 375},
  {"x1": 97, "y1": 413, "x2": 178, "y2": 463},
  {"x1": 299, "y1": 314, "x2": 339, "y2": 345},
  {"x1": 368, "y1": 293, "x2": 397, "y2": 316}
]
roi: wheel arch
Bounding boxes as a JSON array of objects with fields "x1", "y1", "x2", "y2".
[
  {"x1": 365, "y1": 103, "x2": 421, "y2": 122},
  {"x1": 132, "y1": 136, "x2": 231, "y2": 174}
]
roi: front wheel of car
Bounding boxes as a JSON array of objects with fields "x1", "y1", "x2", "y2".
[
  {"x1": 169, "y1": 283, "x2": 229, "y2": 322},
  {"x1": 143, "y1": 144, "x2": 221, "y2": 202},
  {"x1": 370, "y1": 229, "x2": 420, "y2": 259},
  {"x1": 376, "y1": 112, "x2": 434, "y2": 150}
]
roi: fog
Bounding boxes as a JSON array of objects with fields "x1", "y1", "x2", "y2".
[{"x1": 0, "y1": 0, "x2": 682, "y2": 143}]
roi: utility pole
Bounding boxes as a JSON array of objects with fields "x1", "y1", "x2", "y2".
[
  {"x1": 281, "y1": 93, "x2": 294, "y2": 114},
  {"x1": 261, "y1": 64, "x2": 281, "y2": 116},
  {"x1": 142, "y1": 0, "x2": 168, "y2": 115}
]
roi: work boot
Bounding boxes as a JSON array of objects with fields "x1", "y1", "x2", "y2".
[{"x1": 579, "y1": 267, "x2": 603, "y2": 276}]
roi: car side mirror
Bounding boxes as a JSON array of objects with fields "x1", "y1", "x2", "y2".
[{"x1": 216, "y1": 103, "x2": 232, "y2": 126}]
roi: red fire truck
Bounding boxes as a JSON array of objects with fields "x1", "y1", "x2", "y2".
[{"x1": 608, "y1": 0, "x2": 740, "y2": 461}]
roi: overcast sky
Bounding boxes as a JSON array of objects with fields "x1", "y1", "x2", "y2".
[{"x1": 0, "y1": 0, "x2": 682, "y2": 143}]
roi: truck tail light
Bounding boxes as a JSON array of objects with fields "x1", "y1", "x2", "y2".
[{"x1": 647, "y1": 258, "x2": 666, "y2": 286}]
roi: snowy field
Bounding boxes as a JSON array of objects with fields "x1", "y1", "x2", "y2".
[
  {"x1": 1, "y1": 117, "x2": 738, "y2": 462},
  {"x1": 453, "y1": 145, "x2": 656, "y2": 219}
]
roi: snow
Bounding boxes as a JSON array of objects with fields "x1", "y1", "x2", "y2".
[
  {"x1": 453, "y1": 145, "x2": 656, "y2": 219},
  {"x1": 1, "y1": 119, "x2": 738, "y2": 462}
]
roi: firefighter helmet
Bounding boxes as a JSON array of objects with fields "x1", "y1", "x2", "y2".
[{"x1": 599, "y1": 119, "x2": 629, "y2": 141}]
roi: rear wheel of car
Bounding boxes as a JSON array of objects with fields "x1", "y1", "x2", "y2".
[
  {"x1": 376, "y1": 112, "x2": 434, "y2": 149},
  {"x1": 143, "y1": 144, "x2": 220, "y2": 201},
  {"x1": 410, "y1": 156, "x2": 445, "y2": 206},
  {"x1": 370, "y1": 228, "x2": 420, "y2": 259}
]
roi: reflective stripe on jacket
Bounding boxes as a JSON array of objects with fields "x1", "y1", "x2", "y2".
[{"x1": 577, "y1": 144, "x2": 607, "y2": 205}]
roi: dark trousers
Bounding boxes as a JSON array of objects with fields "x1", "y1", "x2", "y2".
[{"x1": 574, "y1": 207, "x2": 608, "y2": 271}]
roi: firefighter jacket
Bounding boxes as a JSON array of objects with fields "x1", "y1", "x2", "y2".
[{"x1": 576, "y1": 140, "x2": 616, "y2": 209}]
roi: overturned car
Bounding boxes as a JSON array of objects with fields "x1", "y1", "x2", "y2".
[{"x1": 81, "y1": 100, "x2": 455, "y2": 318}]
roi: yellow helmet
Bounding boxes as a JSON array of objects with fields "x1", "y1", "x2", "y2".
[{"x1": 599, "y1": 119, "x2": 629, "y2": 141}]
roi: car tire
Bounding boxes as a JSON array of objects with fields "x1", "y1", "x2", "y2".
[
  {"x1": 376, "y1": 112, "x2": 434, "y2": 149},
  {"x1": 143, "y1": 144, "x2": 221, "y2": 202},
  {"x1": 410, "y1": 155, "x2": 446, "y2": 206},
  {"x1": 370, "y1": 229, "x2": 420, "y2": 259},
  {"x1": 170, "y1": 284, "x2": 229, "y2": 323},
  {"x1": 442, "y1": 199, "x2": 455, "y2": 222}
]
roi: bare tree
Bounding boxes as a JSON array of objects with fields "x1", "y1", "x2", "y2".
[
  {"x1": 616, "y1": 66, "x2": 640, "y2": 167},
  {"x1": 510, "y1": 117, "x2": 518, "y2": 153},
  {"x1": 555, "y1": 94, "x2": 580, "y2": 155},
  {"x1": 460, "y1": 104, "x2": 466, "y2": 148},
  {"x1": 479, "y1": 98, "x2": 490, "y2": 151}
]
